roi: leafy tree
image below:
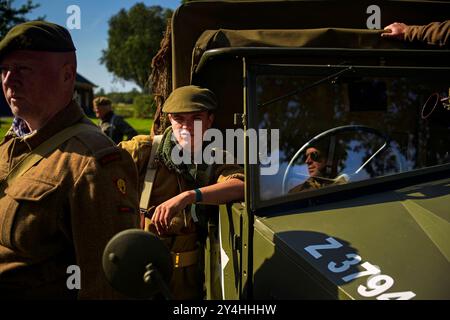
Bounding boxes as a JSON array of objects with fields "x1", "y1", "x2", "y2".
[
  {"x1": 100, "y1": 3, "x2": 172, "y2": 92},
  {"x1": 0, "y1": 0, "x2": 45, "y2": 38},
  {"x1": 95, "y1": 88, "x2": 106, "y2": 96},
  {"x1": 105, "y1": 89, "x2": 141, "y2": 105}
]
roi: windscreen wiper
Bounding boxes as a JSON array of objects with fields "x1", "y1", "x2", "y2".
[{"x1": 258, "y1": 65, "x2": 354, "y2": 108}]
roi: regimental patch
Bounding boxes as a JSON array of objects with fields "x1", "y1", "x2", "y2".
[
  {"x1": 98, "y1": 151, "x2": 121, "y2": 166},
  {"x1": 115, "y1": 178, "x2": 127, "y2": 195}
]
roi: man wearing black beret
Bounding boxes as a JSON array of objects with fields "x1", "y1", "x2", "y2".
[{"x1": 0, "y1": 21, "x2": 140, "y2": 299}]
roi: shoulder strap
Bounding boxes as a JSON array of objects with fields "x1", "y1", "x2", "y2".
[
  {"x1": 139, "y1": 134, "x2": 163, "y2": 211},
  {"x1": 1, "y1": 123, "x2": 95, "y2": 193}
]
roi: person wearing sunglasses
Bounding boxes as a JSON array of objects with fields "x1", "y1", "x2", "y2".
[
  {"x1": 289, "y1": 142, "x2": 343, "y2": 193},
  {"x1": 304, "y1": 147, "x2": 327, "y2": 178}
]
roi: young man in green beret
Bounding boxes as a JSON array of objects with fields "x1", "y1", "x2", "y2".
[
  {"x1": 0, "y1": 21, "x2": 140, "y2": 299},
  {"x1": 120, "y1": 85, "x2": 245, "y2": 299},
  {"x1": 93, "y1": 96, "x2": 138, "y2": 144}
]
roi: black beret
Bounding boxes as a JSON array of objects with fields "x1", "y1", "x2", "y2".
[{"x1": 0, "y1": 21, "x2": 76, "y2": 60}]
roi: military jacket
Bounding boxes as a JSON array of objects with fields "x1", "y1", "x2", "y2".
[
  {"x1": 99, "y1": 111, "x2": 138, "y2": 144},
  {"x1": 405, "y1": 20, "x2": 449, "y2": 47},
  {"x1": 0, "y1": 101, "x2": 140, "y2": 299},
  {"x1": 120, "y1": 134, "x2": 244, "y2": 233},
  {"x1": 120, "y1": 134, "x2": 244, "y2": 300}
]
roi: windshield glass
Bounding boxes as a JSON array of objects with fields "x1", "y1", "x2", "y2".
[{"x1": 253, "y1": 65, "x2": 449, "y2": 202}]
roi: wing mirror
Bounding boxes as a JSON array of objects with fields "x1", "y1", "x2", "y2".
[
  {"x1": 421, "y1": 90, "x2": 450, "y2": 126},
  {"x1": 102, "y1": 229, "x2": 172, "y2": 299}
]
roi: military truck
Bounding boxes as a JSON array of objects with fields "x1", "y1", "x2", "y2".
[{"x1": 104, "y1": 0, "x2": 450, "y2": 300}]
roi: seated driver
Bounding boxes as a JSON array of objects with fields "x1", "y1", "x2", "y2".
[{"x1": 288, "y1": 141, "x2": 345, "y2": 193}]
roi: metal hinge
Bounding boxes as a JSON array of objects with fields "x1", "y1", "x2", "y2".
[
  {"x1": 233, "y1": 234, "x2": 241, "y2": 251},
  {"x1": 233, "y1": 113, "x2": 246, "y2": 128}
]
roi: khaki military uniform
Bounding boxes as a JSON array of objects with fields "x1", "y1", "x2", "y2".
[
  {"x1": 0, "y1": 101, "x2": 140, "y2": 299},
  {"x1": 405, "y1": 20, "x2": 449, "y2": 47},
  {"x1": 289, "y1": 175, "x2": 347, "y2": 193},
  {"x1": 120, "y1": 134, "x2": 244, "y2": 300},
  {"x1": 98, "y1": 111, "x2": 138, "y2": 144}
]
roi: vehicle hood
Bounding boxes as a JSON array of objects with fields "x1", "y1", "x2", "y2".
[{"x1": 255, "y1": 177, "x2": 450, "y2": 299}]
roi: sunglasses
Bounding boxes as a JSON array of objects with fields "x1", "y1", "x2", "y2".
[{"x1": 305, "y1": 151, "x2": 322, "y2": 162}]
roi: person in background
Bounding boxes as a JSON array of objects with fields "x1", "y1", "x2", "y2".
[{"x1": 93, "y1": 96, "x2": 138, "y2": 144}]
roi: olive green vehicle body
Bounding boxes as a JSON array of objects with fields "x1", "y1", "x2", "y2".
[{"x1": 169, "y1": 0, "x2": 450, "y2": 300}]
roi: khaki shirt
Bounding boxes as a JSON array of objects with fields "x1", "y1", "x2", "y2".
[
  {"x1": 289, "y1": 175, "x2": 347, "y2": 194},
  {"x1": 0, "y1": 101, "x2": 140, "y2": 299},
  {"x1": 405, "y1": 20, "x2": 449, "y2": 47},
  {"x1": 120, "y1": 134, "x2": 243, "y2": 300},
  {"x1": 288, "y1": 176, "x2": 332, "y2": 193}
]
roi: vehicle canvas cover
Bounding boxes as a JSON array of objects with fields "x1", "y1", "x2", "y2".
[
  {"x1": 192, "y1": 28, "x2": 411, "y2": 72},
  {"x1": 171, "y1": 0, "x2": 449, "y2": 88}
]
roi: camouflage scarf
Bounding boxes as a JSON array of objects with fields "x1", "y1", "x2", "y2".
[{"x1": 12, "y1": 117, "x2": 31, "y2": 137}]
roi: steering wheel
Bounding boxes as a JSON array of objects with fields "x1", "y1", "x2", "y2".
[{"x1": 282, "y1": 125, "x2": 401, "y2": 194}]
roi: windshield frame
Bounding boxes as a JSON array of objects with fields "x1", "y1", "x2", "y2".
[{"x1": 246, "y1": 61, "x2": 450, "y2": 212}]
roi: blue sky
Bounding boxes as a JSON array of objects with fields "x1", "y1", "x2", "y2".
[{"x1": 16, "y1": 0, "x2": 182, "y2": 93}]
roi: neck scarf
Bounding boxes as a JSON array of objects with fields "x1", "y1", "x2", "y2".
[
  {"x1": 12, "y1": 117, "x2": 31, "y2": 137},
  {"x1": 156, "y1": 126, "x2": 197, "y2": 187}
]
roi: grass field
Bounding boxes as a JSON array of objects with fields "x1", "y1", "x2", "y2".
[
  {"x1": 0, "y1": 118, "x2": 13, "y2": 138},
  {"x1": 0, "y1": 117, "x2": 153, "y2": 140},
  {"x1": 115, "y1": 117, "x2": 153, "y2": 136}
]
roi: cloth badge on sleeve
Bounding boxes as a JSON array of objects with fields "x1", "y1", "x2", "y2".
[{"x1": 115, "y1": 178, "x2": 127, "y2": 195}]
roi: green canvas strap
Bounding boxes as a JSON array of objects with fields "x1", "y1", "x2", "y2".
[
  {"x1": 139, "y1": 134, "x2": 163, "y2": 212},
  {"x1": 0, "y1": 123, "x2": 95, "y2": 194}
]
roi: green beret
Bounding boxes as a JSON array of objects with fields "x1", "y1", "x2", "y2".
[
  {"x1": 93, "y1": 96, "x2": 112, "y2": 107},
  {"x1": 0, "y1": 21, "x2": 76, "y2": 60},
  {"x1": 162, "y1": 85, "x2": 218, "y2": 114}
]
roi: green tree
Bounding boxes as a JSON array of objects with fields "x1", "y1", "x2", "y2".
[
  {"x1": 105, "y1": 89, "x2": 141, "y2": 104},
  {"x1": 0, "y1": 0, "x2": 45, "y2": 38},
  {"x1": 133, "y1": 94, "x2": 154, "y2": 119},
  {"x1": 95, "y1": 88, "x2": 106, "y2": 97},
  {"x1": 100, "y1": 3, "x2": 172, "y2": 92}
]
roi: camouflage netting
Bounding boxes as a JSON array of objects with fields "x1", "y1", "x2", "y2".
[{"x1": 149, "y1": 19, "x2": 173, "y2": 136}]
